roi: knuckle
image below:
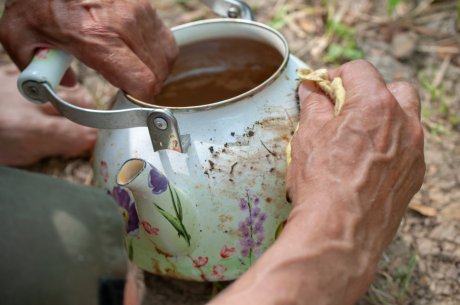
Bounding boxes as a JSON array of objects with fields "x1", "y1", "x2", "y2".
[
  {"x1": 367, "y1": 89, "x2": 398, "y2": 115},
  {"x1": 411, "y1": 122, "x2": 425, "y2": 148},
  {"x1": 344, "y1": 59, "x2": 375, "y2": 73},
  {"x1": 143, "y1": 74, "x2": 161, "y2": 97}
]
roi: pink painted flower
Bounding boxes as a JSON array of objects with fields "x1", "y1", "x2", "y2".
[
  {"x1": 99, "y1": 160, "x2": 109, "y2": 183},
  {"x1": 141, "y1": 221, "x2": 159, "y2": 236},
  {"x1": 212, "y1": 264, "x2": 227, "y2": 280},
  {"x1": 151, "y1": 226, "x2": 160, "y2": 235},
  {"x1": 220, "y1": 245, "x2": 236, "y2": 258},
  {"x1": 192, "y1": 256, "x2": 208, "y2": 268},
  {"x1": 35, "y1": 48, "x2": 48, "y2": 59}
]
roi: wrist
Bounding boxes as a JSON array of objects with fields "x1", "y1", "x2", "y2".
[{"x1": 210, "y1": 199, "x2": 379, "y2": 305}]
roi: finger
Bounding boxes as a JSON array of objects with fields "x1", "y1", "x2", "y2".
[
  {"x1": 60, "y1": 68, "x2": 77, "y2": 87},
  {"x1": 68, "y1": 37, "x2": 160, "y2": 102},
  {"x1": 41, "y1": 116, "x2": 98, "y2": 158},
  {"x1": 0, "y1": 20, "x2": 77, "y2": 89},
  {"x1": 298, "y1": 81, "x2": 334, "y2": 125},
  {"x1": 137, "y1": 3, "x2": 178, "y2": 78},
  {"x1": 57, "y1": 83, "x2": 94, "y2": 109},
  {"x1": 0, "y1": 19, "x2": 42, "y2": 70},
  {"x1": 387, "y1": 82, "x2": 421, "y2": 120},
  {"x1": 112, "y1": 1, "x2": 177, "y2": 90}
]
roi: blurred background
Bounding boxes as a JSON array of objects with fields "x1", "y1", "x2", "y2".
[{"x1": 1, "y1": 0, "x2": 458, "y2": 304}]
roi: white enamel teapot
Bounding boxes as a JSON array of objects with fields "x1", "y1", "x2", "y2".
[{"x1": 18, "y1": 0, "x2": 308, "y2": 281}]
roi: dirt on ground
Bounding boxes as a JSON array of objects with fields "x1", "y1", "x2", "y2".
[{"x1": 2, "y1": 0, "x2": 459, "y2": 304}]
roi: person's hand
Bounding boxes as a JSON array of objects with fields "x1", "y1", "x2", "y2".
[
  {"x1": 286, "y1": 59, "x2": 425, "y2": 257},
  {"x1": 0, "y1": 64, "x2": 97, "y2": 166},
  {"x1": 0, "y1": 0, "x2": 178, "y2": 101},
  {"x1": 209, "y1": 60, "x2": 425, "y2": 305}
]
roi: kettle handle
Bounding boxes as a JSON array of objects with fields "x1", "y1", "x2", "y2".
[
  {"x1": 17, "y1": 49, "x2": 185, "y2": 153},
  {"x1": 200, "y1": 0, "x2": 254, "y2": 20}
]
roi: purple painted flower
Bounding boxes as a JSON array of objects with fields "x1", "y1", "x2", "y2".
[
  {"x1": 256, "y1": 233, "x2": 265, "y2": 244},
  {"x1": 252, "y1": 207, "x2": 261, "y2": 218},
  {"x1": 237, "y1": 193, "x2": 268, "y2": 259},
  {"x1": 148, "y1": 166, "x2": 168, "y2": 194},
  {"x1": 239, "y1": 198, "x2": 248, "y2": 210},
  {"x1": 111, "y1": 186, "x2": 139, "y2": 233},
  {"x1": 238, "y1": 220, "x2": 249, "y2": 234},
  {"x1": 254, "y1": 221, "x2": 264, "y2": 234},
  {"x1": 240, "y1": 238, "x2": 255, "y2": 249},
  {"x1": 259, "y1": 213, "x2": 267, "y2": 222}
]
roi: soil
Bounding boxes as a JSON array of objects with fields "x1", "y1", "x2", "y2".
[{"x1": 2, "y1": 0, "x2": 459, "y2": 304}]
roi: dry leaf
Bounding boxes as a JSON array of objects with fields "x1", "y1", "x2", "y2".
[{"x1": 408, "y1": 202, "x2": 438, "y2": 217}]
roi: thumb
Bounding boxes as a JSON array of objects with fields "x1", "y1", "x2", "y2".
[{"x1": 298, "y1": 81, "x2": 334, "y2": 128}]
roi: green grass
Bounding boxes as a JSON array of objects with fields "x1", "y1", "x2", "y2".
[
  {"x1": 457, "y1": 0, "x2": 460, "y2": 26},
  {"x1": 387, "y1": 0, "x2": 403, "y2": 14},
  {"x1": 364, "y1": 255, "x2": 418, "y2": 305},
  {"x1": 270, "y1": 5, "x2": 289, "y2": 30},
  {"x1": 323, "y1": 19, "x2": 364, "y2": 64},
  {"x1": 418, "y1": 70, "x2": 458, "y2": 136},
  {"x1": 175, "y1": 0, "x2": 190, "y2": 5}
]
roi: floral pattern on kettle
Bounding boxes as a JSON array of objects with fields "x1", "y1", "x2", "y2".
[
  {"x1": 110, "y1": 186, "x2": 139, "y2": 234},
  {"x1": 237, "y1": 193, "x2": 266, "y2": 262},
  {"x1": 147, "y1": 165, "x2": 192, "y2": 246},
  {"x1": 148, "y1": 166, "x2": 168, "y2": 194}
]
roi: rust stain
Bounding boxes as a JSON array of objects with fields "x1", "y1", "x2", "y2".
[
  {"x1": 219, "y1": 214, "x2": 233, "y2": 223},
  {"x1": 151, "y1": 258, "x2": 162, "y2": 274},
  {"x1": 155, "y1": 246, "x2": 174, "y2": 258},
  {"x1": 281, "y1": 134, "x2": 290, "y2": 142}
]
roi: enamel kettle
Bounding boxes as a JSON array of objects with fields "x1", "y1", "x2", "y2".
[{"x1": 18, "y1": 0, "x2": 308, "y2": 281}]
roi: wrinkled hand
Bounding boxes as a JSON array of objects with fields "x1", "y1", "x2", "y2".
[
  {"x1": 287, "y1": 60, "x2": 425, "y2": 252},
  {"x1": 283, "y1": 60, "x2": 425, "y2": 303},
  {"x1": 0, "y1": 0, "x2": 178, "y2": 101},
  {"x1": 0, "y1": 65, "x2": 97, "y2": 166}
]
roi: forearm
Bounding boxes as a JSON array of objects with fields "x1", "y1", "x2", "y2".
[{"x1": 209, "y1": 195, "x2": 380, "y2": 305}]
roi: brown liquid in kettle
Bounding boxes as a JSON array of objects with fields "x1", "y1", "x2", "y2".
[{"x1": 151, "y1": 37, "x2": 284, "y2": 107}]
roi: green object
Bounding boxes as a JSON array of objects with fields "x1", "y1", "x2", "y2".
[
  {"x1": 0, "y1": 166, "x2": 128, "y2": 305},
  {"x1": 387, "y1": 0, "x2": 402, "y2": 14}
]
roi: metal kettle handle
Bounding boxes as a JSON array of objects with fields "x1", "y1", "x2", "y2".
[
  {"x1": 17, "y1": 49, "x2": 183, "y2": 153},
  {"x1": 201, "y1": 0, "x2": 254, "y2": 20}
]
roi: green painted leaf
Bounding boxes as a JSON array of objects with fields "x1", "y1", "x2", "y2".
[
  {"x1": 168, "y1": 185, "x2": 180, "y2": 219},
  {"x1": 174, "y1": 189, "x2": 183, "y2": 221},
  {"x1": 154, "y1": 203, "x2": 191, "y2": 246}
]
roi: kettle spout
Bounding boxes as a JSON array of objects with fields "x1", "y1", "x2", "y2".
[
  {"x1": 116, "y1": 158, "x2": 197, "y2": 256},
  {"x1": 117, "y1": 158, "x2": 147, "y2": 192}
]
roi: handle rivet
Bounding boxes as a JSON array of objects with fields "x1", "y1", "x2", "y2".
[
  {"x1": 23, "y1": 83, "x2": 40, "y2": 98},
  {"x1": 153, "y1": 117, "x2": 168, "y2": 130},
  {"x1": 227, "y1": 5, "x2": 241, "y2": 18}
]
